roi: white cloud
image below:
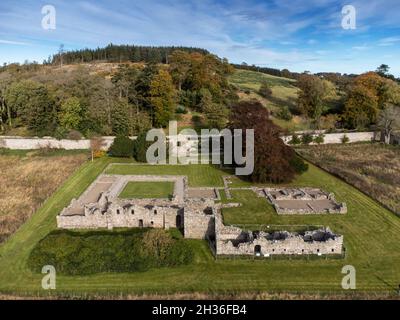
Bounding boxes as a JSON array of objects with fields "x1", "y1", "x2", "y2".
[{"x1": 0, "y1": 39, "x2": 29, "y2": 46}]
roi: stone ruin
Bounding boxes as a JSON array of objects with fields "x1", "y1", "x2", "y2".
[
  {"x1": 57, "y1": 174, "x2": 215, "y2": 240},
  {"x1": 214, "y1": 211, "x2": 343, "y2": 256},
  {"x1": 261, "y1": 188, "x2": 347, "y2": 215},
  {"x1": 57, "y1": 174, "x2": 344, "y2": 257}
]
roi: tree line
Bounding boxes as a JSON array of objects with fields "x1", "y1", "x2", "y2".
[
  {"x1": 294, "y1": 64, "x2": 400, "y2": 139},
  {"x1": 48, "y1": 44, "x2": 209, "y2": 65}
]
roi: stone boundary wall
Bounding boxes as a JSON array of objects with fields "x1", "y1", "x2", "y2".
[
  {"x1": 0, "y1": 136, "x2": 117, "y2": 150},
  {"x1": 281, "y1": 131, "x2": 380, "y2": 145},
  {"x1": 2, "y1": 131, "x2": 393, "y2": 151}
]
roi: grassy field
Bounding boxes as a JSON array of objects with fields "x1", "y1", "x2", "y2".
[
  {"x1": 297, "y1": 143, "x2": 400, "y2": 215},
  {"x1": 119, "y1": 181, "x2": 175, "y2": 199},
  {"x1": 229, "y1": 69, "x2": 310, "y2": 131},
  {"x1": 0, "y1": 149, "x2": 87, "y2": 243},
  {"x1": 0, "y1": 157, "x2": 400, "y2": 297},
  {"x1": 106, "y1": 163, "x2": 228, "y2": 187}
]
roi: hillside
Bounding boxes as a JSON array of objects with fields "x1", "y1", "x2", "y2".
[{"x1": 229, "y1": 69, "x2": 310, "y2": 131}]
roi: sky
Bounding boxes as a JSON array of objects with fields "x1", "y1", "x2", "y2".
[{"x1": 0, "y1": 0, "x2": 399, "y2": 76}]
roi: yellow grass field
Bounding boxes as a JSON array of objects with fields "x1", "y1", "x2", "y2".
[{"x1": 0, "y1": 150, "x2": 87, "y2": 243}]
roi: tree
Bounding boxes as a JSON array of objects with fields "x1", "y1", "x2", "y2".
[
  {"x1": 108, "y1": 136, "x2": 134, "y2": 158},
  {"x1": 169, "y1": 51, "x2": 192, "y2": 91},
  {"x1": 258, "y1": 81, "x2": 272, "y2": 98},
  {"x1": 289, "y1": 134, "x2": 301, "y2": 145},
  {"x1": 376, "y1": 64, "x2": 390, "y2": 77},
  {"x1": 5, "y1": 80, "x2": 57, "y2": 135},
  {"x1": 229, "y1": 101, "x2": 307, "y2": 183},
  {"x1": 314, "y1": 134, "x2": 325, "y2": 145},
  {"x1": 343, "y1": 84, "x2": 379, "y2": 129},
  {"x1": 203, "y1": 103, "x2": 228, "y2": 129},
  {"x1": 276, "y1": 106, "x2": 293, "y2": 121},
  {"x1": 297, "y1": 74, "x2": 335, "y2": 128},
  {"x1": 133, "y1": 132, "x2": 153, "y2": 163},
  {"x1": 301, "y1": 133, "x2": 314, "y2": 145},
  {"x1": 111, "y1": 99, "x2": 131, "y2": 136},
  {"x1": 90, "y1": 136, "x2": 106, "y2": 162},
  {"x1": 149, "y1": 69, "x2": 176, "y2": 127},
  {"x1": 378, "y1": 104, "x2": 400, "y2": 144},
  {"x1": 0, "y1": 72, "x2": 12, "y2": 131},
  {"x1": 59, "y1": 97, "x2": 82, "y2": 130}
]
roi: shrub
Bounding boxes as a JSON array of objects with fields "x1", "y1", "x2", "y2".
[
  {"x1": 314, "y1": 134, "x2": 325, "y2": 145},
  {"x1": 54, "y1": 127, "x2": 68, "y2": 140},
  {"x1": 176, "y1": 105, "x2": 187, "y2": 114},
  {"x1": 28, "y1": 229, "x2": 194, "y2": 275},
  {"x1": 341, "y1": 134, "x2": 350, "y2": 144},
  {"x1": 133, "y1": 132, "x2": 153, "y2": 163},
  {"x1": 109, "y1": 136, "x2": 134, "y2": 157},
  {"x1": 301, "y1": 133, "x2": 314, "y2": 145},
  {"x1": 289, "y1": 134, "x2": 301, "y2": 145},
  {"x1": 258, "y1": 81, "x2": 273, "y2": 98},
  {"x1": 66, "y1": 130, "x2": 83, "y2": 141},
  {"x1": 277, "y1": 106, "x2": 293, "y2": 121},
  {"x1": 289, "y1": 155, "x2": 309, "y2": 174}
]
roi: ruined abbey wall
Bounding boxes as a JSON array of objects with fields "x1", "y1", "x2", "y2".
[{"x1": 214, "y1": 211, "x2": 343, "y2": 256}]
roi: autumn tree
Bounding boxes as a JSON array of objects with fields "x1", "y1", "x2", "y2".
[
  {"x1": 149, "y1": 69, "x2": 176, "y2": 127},
  {"x1": 90, "y1": 136, "x2": 106, "y2": 162},
  {"x1": 343, "y1": 72, "x2": 399, "y2": 128},
  {"x1": 229, "y1": 101, "x2": 307, "y2": 183},
  {"x1": 169, "y1": 50, "x2": 192, "y2": 91}
]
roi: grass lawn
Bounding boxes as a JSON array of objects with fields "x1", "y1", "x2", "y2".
[
  {"x1": 0, "y1": 158, "x2": 400, "y2": 297},
  {"x1": 119, "y1": 181, "x2": 175, "y2": 199},
  {"x1": 106, "y1": 163, "x2": 228, "y2": 187}
]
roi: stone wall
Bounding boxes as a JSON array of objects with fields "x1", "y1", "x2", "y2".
[
  {"x1": 214, "y1": 211, "x2": 343, "y2": 256},
  {"x1": 282, "y1": 131, "x2": 380, "y2": 145},
  {"x1": 0, "y1": 136, "x2": 117, "y2": 150},
  {"x1": 217, "y1": 232, "x2": 343, "y2": 256},
  {"x1": 183, "y1": 201, "x2": 215, "y2": 239}
]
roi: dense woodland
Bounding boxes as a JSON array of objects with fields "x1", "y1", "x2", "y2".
[
  {"x1": 48, "y1": 44, "x2": 209, "y2": 65},
  {"x1": 0, "y1": 48, "x2": 236, "y2": 137}
]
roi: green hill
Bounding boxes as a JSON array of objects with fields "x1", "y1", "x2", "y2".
[{"x1": 230, "y1": 69, "x2": 310, "y2": 131}]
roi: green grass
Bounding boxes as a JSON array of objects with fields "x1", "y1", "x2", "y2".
[
  {"x1": 106, "y1": 163, "x2": 228, "y2": 187},
  {"x1": 229, "y1": 69, "x2": 296, "y2": 90},
  {"x1": 229, "y1": 69, "x2": 311, "y2": 132},
  {"x1": 1, "y1": 158, "x2": 400, "y2": 297},
  {"x1": 119, "y1": 181, "x2": 175, "y2": 199}
]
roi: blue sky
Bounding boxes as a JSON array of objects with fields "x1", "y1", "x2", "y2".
[{"x1": 0, "y1": 0, "x2": 399, "y2": 76}]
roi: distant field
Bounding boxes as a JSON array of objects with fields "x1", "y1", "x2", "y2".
[
  {"x1": 229, "y1": 69, "x2": 310, "y2": 131},
  {"x1": 0, "y1": 149, "x2": 87, "y2": 243},
  {"x1": 1, "y1": 158, "x2": 400, "y2": 297},
  {"x1": 119, "y1": 181, "x2": 174, "y2": 199},
  {"x1": 297, "y1": 143, "x2": 400, "y2": 215}
]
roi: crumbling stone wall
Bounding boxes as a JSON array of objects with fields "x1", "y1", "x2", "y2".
[{"x1": 214, "y1": 211, "x2": 343, "y2": 256}]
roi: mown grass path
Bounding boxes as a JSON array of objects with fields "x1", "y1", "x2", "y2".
[{"x1": 0, "y1": 158, "x2": 400, "y2": 297}]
